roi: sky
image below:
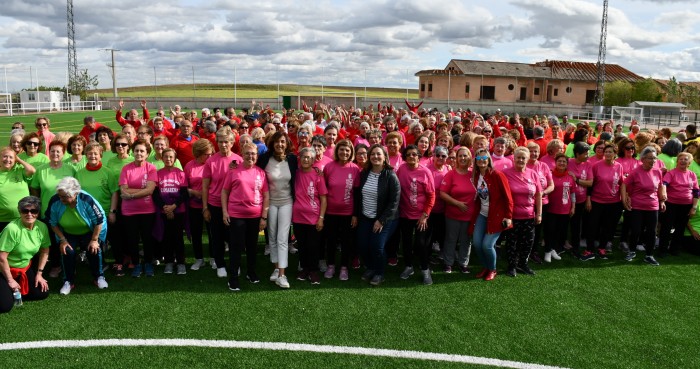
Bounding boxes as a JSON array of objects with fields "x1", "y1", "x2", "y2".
[{"x1": 0, "y1": 0, "x2": 699, "y2": 93}]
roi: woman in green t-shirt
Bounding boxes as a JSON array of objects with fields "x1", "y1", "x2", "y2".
[
  {"x1": 18, "y1": 133, "x2": 49, "y2": 169},
  {"x1": 0, "y1": 196, "x2": 50, "y2": 314},
  {"x1": 0, "y1": 147, "x2": 36, "y2": 232},
  {"x1": 64, "y1": 135, "x2": 87, "y2": 172}
]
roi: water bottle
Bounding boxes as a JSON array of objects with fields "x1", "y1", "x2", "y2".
[{"x1": 13, "y1": 289, "x2": 22, "y2": 307}]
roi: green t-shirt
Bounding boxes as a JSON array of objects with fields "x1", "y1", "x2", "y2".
[
  {"x1": 0, "y1": 165, "x2": 32, "y2": 222},
  {"x1": 76, "y1": 167, "x2": 118, "y2": 211},
  {"x1": 657, "y1": 153, "x2": 676, "y2": 171},
  {"x1": 18, "y1": 152, "x2": 49, "y2": 169},
  {"x1": 59, "y1": 206, "x2": 91, "y2": 235},
  {"x1": 64, "y1": 155, "x2": 87, "y2": 172},
  {"x1": 101, "y1": 151, "x2": 116, "y2": 164},
  {"x1": 105, "y1": 155, "x2": 134, "y2": 181},
  {"x1": 690, "y1": 161, "x2": 700, "y2": 180},
  {"x1": 30, "y1": 163, "x2": 77, "y2": 215},
  {"x1": 0, "y1": 218, "x2": 50, "y2": 268},
  {"x1": 686, "y1": 202, "x2": 700, "y2": 237},
  {"x1": 147, "y1": 155, "x2": 183, "y2": 171}
]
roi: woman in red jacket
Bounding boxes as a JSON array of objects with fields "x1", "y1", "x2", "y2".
[{"x1": 470, "y1": 148, "x2": 513, "y2": 281}]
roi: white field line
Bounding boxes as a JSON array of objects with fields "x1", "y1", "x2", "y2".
[{"x1": 0, "y1": 339, "x2": 570, "y2": 369}]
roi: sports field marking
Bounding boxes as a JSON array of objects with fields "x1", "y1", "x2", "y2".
[{"x1": 0, "y1": 338, "x2": 570, "y2": 369}]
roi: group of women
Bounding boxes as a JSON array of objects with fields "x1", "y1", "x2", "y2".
[{"x1": 2, "y1": 111, "x2": 699, "y2": 312}]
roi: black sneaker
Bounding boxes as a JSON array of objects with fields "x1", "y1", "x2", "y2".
[
  {"x1": 506, "y1": 267, "x2": 517, "y2": 277},
  {"x1": 246, "y1": 272, "x2": 260, "y2": 284},
  {"x1": 369, "y1": 274, "x2": 385, "y2": 286},
  {"x1": 643, "y1": 256, "x2": 660, "y2": 266},
  {"x1": 625, "y1": 251, "x2": 637, "y2": 262},
  {"x1": 227, "y1": 279, "x2": 240, "y2": 291},
  {"x1": 361, "y1": 269, "x2": 374, "y2": 282},
  {"x1": 516, "y1": 265, "x2": 536, "y2": 275}
]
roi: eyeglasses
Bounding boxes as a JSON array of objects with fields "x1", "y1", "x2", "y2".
[
  {"x1": 298, "y1": 132, "x2": 310, "y2": 136},
  {"x1": 26, "y1": 141, "x2": 40, "y2": 147},
  {"x1": 20, "y1": 208, "x2": 39, "y2": 215},
  {"x1": 483, "y1": 130, "x2": 492, "y2": 133},
  {"x1": 436, "y1": 154, "x2": 448, "y2": 158},
  {"x1": 625, "y1": 146, "x2": 635, "y2": 151},
  {"x1": 36, "y1": 123, "x2": 48, "y2": 127},
  {"x1": 406, "y1": 152, "x2": 419, "y2": 157},
  {"x1": 115, "y1": 142, "x2": 129, "y2": 147},
  {"x1": 240, "y1": 126, "x2": 249, "y2": 129},
  {"x1": 475, "y1": 155, "x2": 490, "y2": 161}
]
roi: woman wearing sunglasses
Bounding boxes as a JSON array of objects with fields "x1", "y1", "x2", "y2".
[
  {"x1": 0, "y1": 196, "x2": 50, "y2": 313},
  {"x1": 18, "y1": 133, "x2": 48, "y2": 169}
]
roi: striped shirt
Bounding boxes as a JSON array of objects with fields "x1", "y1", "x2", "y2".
[{"x1": 362, "y1": 171, "x2": 380, "y2": 218}]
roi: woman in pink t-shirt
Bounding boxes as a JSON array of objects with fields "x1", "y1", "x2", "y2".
[
  {"x1": 426, "y1": 145, "x2": 450, "y2": 258},
  {"x1": 526, "y1": 142, "x2": 554, "y2": 264},
  {"x1": 439, "y1": 146, "x2": 477, "y2": 274},
  {"x1": 385, "y1": 132, "x2": 404, "y2": 170},
  {"x1": 567, "y1": 142, "x2": 593, "y2": 259},
  {"x1": 540, "y1": 139, "x2": 565, "y2": 171},
  {"x1": 153, "y1": 148, "x2": 188, "y2": 275},
  {"x1": 397, "y1": 145, "x2": 436, "y2": 284},
  {"x1": 202, "y1": 127, "x2": 242, "y2": 278},
  {"x1": 293, "y1": 147, "x2": 328, "y2": 285},
  {"x1": 616, "y1": 137, "x2": 640, "y2": 253},
  {"x1": 322, "y1": 139, "x2": 361, "y2": 280},
  {"x1": 543, "y1": 154, "x2": 576, "y2": 262},
  {"x1": 584, "y1": 142, "x2": 623, "y2": 260},
  {"x1": 119, "y1": 139, "x2": 157, "y2": 277},
  {"x1": 659, "y1": 152, "x2": 699, "y2": 256},
  {"x1": 184, "y1": 139, "x2": 214, "y2": 271},
  {"x1": 416, "y1": 133, "x2": 433, "y2": 168},
  {"x1": 621, "y1": 146, "x2": 666, "y2": 266},
  {"x1": 502, "y1": 147, "x2": 542, "y2": 277},
  {"x1": 221, "y1": 143, "x2": 270, "y2": 291},
  {"x1": 491, "y1": 137, "x2": 513, "y2": 172},
  {"x1": 588, "y1": 140, "x2": 606, "y2": 166}
]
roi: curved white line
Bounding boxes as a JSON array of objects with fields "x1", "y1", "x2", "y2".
[{"x1": 0, "y1": 339, "x2": 569, "y2": 369}]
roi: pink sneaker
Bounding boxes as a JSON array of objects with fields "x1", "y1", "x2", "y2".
[
  {"x1": 324, "y1": 265, "x2": 335, "y2": 279},
  {"x1": 339, "y1": 267, "x2": 349, "y2": 281}
]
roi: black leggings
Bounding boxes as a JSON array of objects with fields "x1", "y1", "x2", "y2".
[
  {"x1": 544, "y1": 213, "x2": 569, "y2": 253},
  {"x1": 295, "y1": 223, "x2": 321, "y2": 272},
  {"x1": 659, "y1": 202, "x2": 692, "y2": 254},
  {"x1": 399, "y1": 217, "x2": 431, "y2": 270},
  {"x1": 125, "y1": 214, "x2": 155, "y2": 265},
  {"x1": 0, "y1": 268, "x2": 49, "y2": 314},
  {"x1": 569, "y1": 202, "x2": 587, "y2": 253},
  {"x1": 505, "y1": 219, "x2": 535, "y2": 269},
  {"x1": 324, "y1": 214, "x2": 355, "y2": 268},
  {"x1": 162, "y1": 213, "x2": 186, "y2": 264},
  {"x1": 628, "y1": 209, "x2": 658, "y2": 257},
  {"x1": 228, "y1": 217, "x2": 260, "y2": 283},
  {"x1": 188, "y1": 207, "x2": 211, "y2": 260},
  {"x1": 208, "y1": 205, "x2": 228, "y2": 268},
  {"x1": 587, "y1": 201, "x2": 623, "y2": 252}
]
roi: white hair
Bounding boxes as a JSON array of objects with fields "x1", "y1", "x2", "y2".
[{"x1": 55, "y1": 177, "x2": 81, "y2": 197}]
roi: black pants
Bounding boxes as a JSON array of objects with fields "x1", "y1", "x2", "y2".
[
  {"x1": 0, "y1": 269, "x2": 49, "y2": 314},
  {"x1": 295, "y1": 223, "x2": 321, "y2": 272},
  {"x1": 44, "y1": 218, "x2": 60, "y2": 269},
  {"x1": 505, "y1": 219, "x2": 535, "y2": 269},
  {"x1": 162, "y1": 213, "x2": 186, "y2": 264},
  {"x1": 659, "y1": 202, "x2": 693, "y2": 254},
  {"x1": 108, "y1": 208, "x2": 128, "y2": 265},
  {"x1": 587, "y1": 201, "x2": 623, "y2": 252},
  {"x1": 324, "y1": 214, "x2": 354, "y2": 268},
  {"x1": 544, "y1": 213, "x2": 570, "y2": 253},
  {"x1": 208, "y1": 205, "x2": 228, "y2": 268},
  {"x1": 399, "y1": 218, "x2": 431, "y2": 270},
  {"x1": 533, "y1": 205, "x2": 549, "y2": 254},
  {"x1": 188, "y1": 206, "x2": 211, "y2": 260},
  {"x1": 569, "y1": 202, "x2": 587, "y2": 252},
  {"x1": 428, "y1": 212, "x2": 446, "y2": 251},
  {"x1": 62, "y1": 233, "x2": 104, "y2": 283},
  {"x1": 628, "y1": 209, "x2": 658, "y2": 257},
  {"x1": 125, "y1": 213, "x2": 155, "y2": 264},
  {"x1": 228, "y1": 217, "x2": 260, "y2": 284}
]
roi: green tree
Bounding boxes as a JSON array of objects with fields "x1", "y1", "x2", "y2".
[
  {"x1": 667, "y1": 77, "x2": 680, "y2": 103},
  {"x1": 603, "y1": 80, "x2": 632, "y2": 106},
  {"x1": 68, "y1": 69, "x2": 99, "y2": 100},
  {"x1": 631, "y1": 78, "x2": 662, "y2": 102}
]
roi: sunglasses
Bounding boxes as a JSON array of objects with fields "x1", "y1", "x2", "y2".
[
  {"x1": 20, "y1": 208, "x2": 39, "y2": 215},
  {"x1": 483, "y1": 130, "x2": 492, "y2": 133},
  {"x1": 240, "y1": 126, "x2": 249, "y2": 129},
  {"x1": 36, "y1": 123, "x2": 48, "y2": 127},
  {"x1": 298, "y1": 132, "x2": 310, "y2": 136},
  {"x1": 475, "y1": 155, "x2": 490, "y2": 161},
  {"x1": 115, "y1": 143, "x2": 129, "y2": 148},
  {"x1": 26, "y1": 141, "x2": 40, "y2": 147},
  {"x1": 625, "y1": 146, "x2": 635, "y2": 150},
  {"x1": 406, "y1": 152, "x2": 419, "y2": 157}
]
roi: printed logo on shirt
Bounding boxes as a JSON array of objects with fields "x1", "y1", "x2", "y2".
[
  {"x1": 410, "y1": 178, "x2": 418, "y2": 208},
  {"x1": 343, "y1": 173, "x2": 353, "y2": 204},
  {"x1": 307, "y1": 179, "x2": 318, "y2": 209},
  {"x1": 254, "y1": 174, "x2": 263, "y2": 205}
]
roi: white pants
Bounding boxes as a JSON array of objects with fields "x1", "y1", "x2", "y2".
[{"x1": 268, "y1": 203, "x2": 293, "y2": 269}]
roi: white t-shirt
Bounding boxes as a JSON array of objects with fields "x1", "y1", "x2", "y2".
[{"x1": 477, "y1": 174, "x2": 490, "y2": 217}]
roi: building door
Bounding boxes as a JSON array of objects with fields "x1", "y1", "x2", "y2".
[
  {"x1": 519, "y1": 87, "x2": 527, "y2": 101},
  {"x1": 547, "y1": 86, "x2": 553, "y2": 102}
]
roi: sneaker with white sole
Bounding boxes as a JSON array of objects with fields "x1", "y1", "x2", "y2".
[
  {"x1": 95, "y1": 276, "x2": 108, "y2": 289},
  {"x1": 164, "y1": 263, "x2": 174, "y2": 274},
  {"x1": 324, "y1": 265, "x2": 335, "y2": 279},
  {"x1": 177, "y1": 264, "x2": 187, "y2": 275},
  {"x1": 550, "y1": 250, "x2": 561, "y2": 260},
  {"x1": 400, "y1": 266, "x2": 414, "y2": 280},
  {"x1": 275, "y1": 275, "x2": 290, "y2": 289},
  {"x1": 270, "y1": 268, "x2": 280, "y2": 282},
  {"x1": 422, "y1": 269, "x2": 433, "y2": 285},
  {"x1": 217, "y1": 267, "x2": 228, "y2": 278},
  {"x1": 644, "y1": 255, "x2": 660, "y2": 266},
  {"x1": 190, "y1": 259, "x2": 205, "y2": 271},
  {"x1": 210, "y1": 259, "x2": 217, "y2": 269},
  {"x1": 625, "y1": 251, "x2": 637, "y2": 262},
  {"x1": 339, "y1": 267, "x2": 349, "y2": 281},
  {"x1": 544, "y1": 251, "x2": 552, "y2": 263},
  {"x1": 60, "y1": 281, "x2": 74, "y2": 295}
]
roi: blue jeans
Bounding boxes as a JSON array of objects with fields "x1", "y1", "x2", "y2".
[
  {"x1": 62, "y1": 232, "x2": 104, "y2": 283},
  {"x1": 472, "y1": 214, "x2": 500, "y2": 270},
  {"x1": 357, "y1": 216, "x2": 398, "y2": 277}
]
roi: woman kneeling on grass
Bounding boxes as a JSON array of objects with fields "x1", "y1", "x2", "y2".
[
  {"x1": 47, "y1": 177, "x2": 108, "y2": 295},
  {"x1": 293, "y1": 147, "x2": 327, "y2": 285},
  {"x1": 0, "y1": 196, "x2": 50, "y2": 313},
  {"x1": 221, "y1": 143, "x2": 269, "y2": 291}
]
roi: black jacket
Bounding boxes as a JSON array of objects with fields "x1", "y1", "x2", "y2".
[
  {"x1": 354, "y1": 167, "x2": 400, "y2": 225},
  {"x1": 256, "y1": 151, "x2": 298, "y2": 201}
]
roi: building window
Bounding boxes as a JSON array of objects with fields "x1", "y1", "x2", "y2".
[
  {"x1": 534, "y1": 88, "x2": 540, "y2": 95},
  {"x1": 554, "y1": 89, "x2": 559, "y2": 97},
  {"x1": 508, "y1": 84, "x2": 514, "y2": 91},
  {"x1": 586, "y1": 90, "x2": 596, "y2": 104},
  {"x1": 421, "y1": 84, "x2": 425, "y2": 92},
  {"x1": 566, "y1": 86, "x2": 572, "y2": 94},
  {"x1": 465, "y1": 84, "x2": 470, "y2": 93},
  {"x1": 480, "y1": 86, "x2": 496, "y2": 100},
  {"x1": 28, "y1": 93, "x2": 36, "y2": 101},
  {"x1": 428, "y1": 84, "x2": 432, "y2": 92}
]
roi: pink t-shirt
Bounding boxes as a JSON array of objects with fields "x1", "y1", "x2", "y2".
[
  {"x1": 527, "y1": 161, "x2": 552, "y2": 205},
  {"x1": 426, "y1": 162, "x2": 450, "y2": 214},
  {"x1": 323, "y1": 146, "x2": 335, "y2": 159},
  {"x1": 547, "y1": 173, "x2": 575, "y2": 215},
  {"x1": 293, "y1": 169, "x2": 328, "y2": 225},
  {"x1": 119, "y1": 161, "x2": 158, "y2": 216},
  {"x1": 588, "y1": 155, "x2": 604, "y2": 166},
  {"x1": 439, "y1": 169, "x2": 477, "y2": 221},
  {"x1": 624, "y1": 166, "x2": 663, "y2": 211},
  {"x1": 540, "y1": 155, "x2": 556, "y2": 171},
  {"x1": 313, "y1": 156, "x2": 333, "y2": 172},
  {"x1": 663, "y1": 168, "x2": 699, "y2": 205},
  {"x1": 568, "y1": 158, "x2": 592, "y2": 204},
  {"x1": 491, "y1": 155, "x2": 513, "y2": 172},
  {"x1": 590, "y1": 160, "x2": 624, "y2": 204},
  {"x1": 323, "y1": 161, "x2": 360, "y2": 216},
  {"x1": 388, "y1": 154, "x2": 404, "y2": 171},
  {"x1": 397, "y1": 164, "x2": 435, "y2": 220},
  {"x1": 222, "y1": 165, "x2": 268, "y2": 218},
  {"x1": 184, "y1": 159, "x2": 205, "y2": 209},
  {"x1": 203, "y1": 152, "x2": 242, "y2": 207},
  {"x1": 503, "y1": 167, "x2": 542, "y2": 220},
  {"x1": 157, "y1": 167, "x2": 188, "y2": 213},
  {"x1": 616, "y1": 156, "x2": 640, "y2": 177},
  {"x1": 419, "y1": 157, "x2": 432, "y2": 167}
]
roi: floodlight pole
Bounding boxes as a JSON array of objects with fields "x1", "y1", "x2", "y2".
[{"x1": 101, "y1": 48, "x2": 119, "y2": 98}]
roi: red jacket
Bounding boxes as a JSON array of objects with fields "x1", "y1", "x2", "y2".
[
  {"x1": 169, "y1": 134, "x2": 199, "y2": 166},
  {"x1": 470, "y1": 169, "x2": 513, "y2": 234},
  {"x1": 116, "y1": 108, "x2": 150, "y2": 129},
  {"x1": 78, "y1": 123, "x2": 106, "y2": 141}
]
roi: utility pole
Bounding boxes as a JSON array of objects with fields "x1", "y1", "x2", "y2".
[
  {"x1": 593, "y1": 0, "x2": 608, "y2": 118},
  {"x1": 101, "y1": 48, "x2": 119, "y2": 97}
]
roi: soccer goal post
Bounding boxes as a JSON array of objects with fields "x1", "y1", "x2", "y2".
[
  {"x1": 611, "y1": 106, "x2": 644, "y2": 127},
  {"x1": 295, "y1": 91, "x2": 357, "y2": 110},
  {"x1": 0, "y1": 93, "x2": 12, "y2": 116}
]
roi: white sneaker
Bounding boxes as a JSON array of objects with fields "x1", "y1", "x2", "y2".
[
  {"x1": 550, "y1": 250, "x2": 561, "y2": 260},
  {"x1": 176, "y1": 264, "x2": 187, "y2": 275},
  {"x1": 264, "y1": 245, "x2": 271, "y2": 255},
  {"x1": 96, "y1": 276, "x2": 108, "y2": 289},
  {"x1": 217, "y1": 267, "x2": 227, "y2": 278},
  {"x1": 275, "y1": 275, "x2": 290, "y2": 289},
  {"x1": 210, "y1": 259, "x2": 217, "y2": 269},
  {"x1": 191, "y1": 259, "x2": 204, "y2": 271},
  {"x1": 319, "y1": 260, "x2": 328, "y2": 273},
  {"x1": 270, "y1": 268, "x2": 280, "y2": 282},
  {"x1": 60, "y1": 281, "x2": 74, "y2": 295},
  {"x1": 544, "y1": 251, "x2": 552, "y2": 263},
  {"x1": 164, "y1": 263, "x2": 174, "y2": 274}
]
